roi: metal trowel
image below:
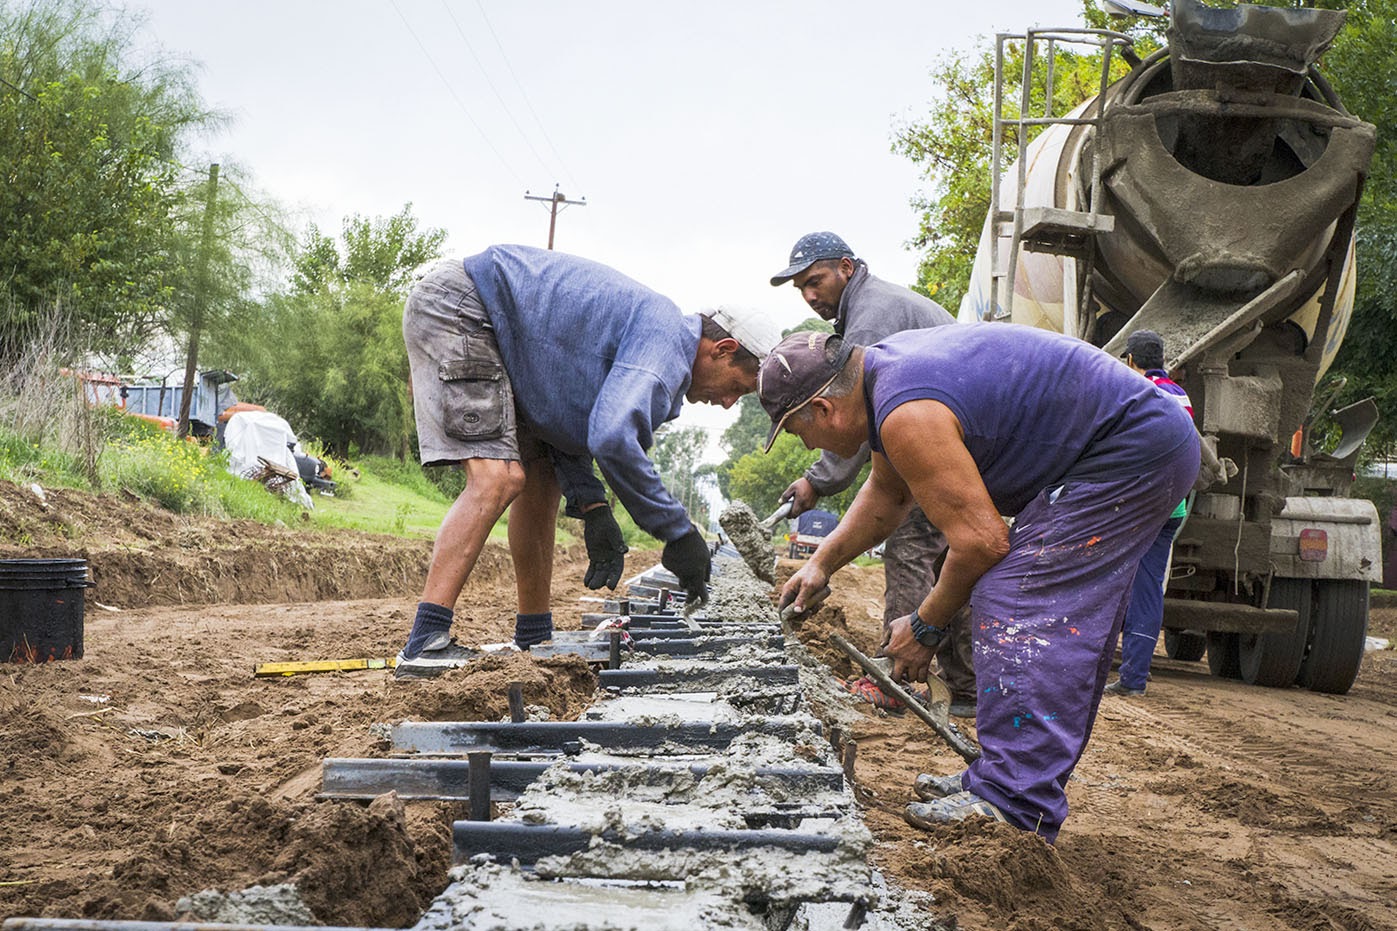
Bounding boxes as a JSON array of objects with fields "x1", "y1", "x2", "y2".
[
  {"x1": 920, "y1": 668, "x2": 952, "y2": 727},
  {"x1": 760, "y1": 500, "x2": 794, "y2": 532}
]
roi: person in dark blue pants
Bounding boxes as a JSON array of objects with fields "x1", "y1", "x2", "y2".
[
  {"x1": 1106, "y1": 330, "x2": 1193, "y2": 697},
  {"x1": 1109, "y1": 516, "x2": 1184, "y2": 695}
]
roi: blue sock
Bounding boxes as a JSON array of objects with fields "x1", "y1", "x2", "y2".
[
  {"x1": 403, "y1": 602, "x2": 454, "y2": 658},
  {"x1": 514, "y1": 612, "x2": 553, "y2": 649}
]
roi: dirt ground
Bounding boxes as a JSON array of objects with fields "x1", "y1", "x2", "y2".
[{"x1": 2, "y1": 479, "x2": 1395, "y2": 931}]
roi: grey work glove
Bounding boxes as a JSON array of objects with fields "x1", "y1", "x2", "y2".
[
  {"x1": 661, "y1": 527, "x2": 711, "y2": 607},
  {"x1": 582, "y1": 506, "x2": 628, "y2": 590}
]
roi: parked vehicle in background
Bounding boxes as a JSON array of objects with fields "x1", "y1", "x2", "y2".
[{"x1": 788, "y1": 508, "x2": 839, "y2": 559}]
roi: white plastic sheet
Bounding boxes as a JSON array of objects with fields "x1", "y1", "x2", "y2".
[{"x1": 224, "y1": 411, "x2": 314, "y2": 509}]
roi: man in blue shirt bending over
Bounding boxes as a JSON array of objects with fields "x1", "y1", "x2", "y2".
[{"x1": 395, "y1": 245, "x2": 780, "y2": 678}]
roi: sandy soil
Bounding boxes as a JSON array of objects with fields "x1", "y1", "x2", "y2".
[{"x1": 2, "y1": 479, "x2": 1394, "y2": 930}]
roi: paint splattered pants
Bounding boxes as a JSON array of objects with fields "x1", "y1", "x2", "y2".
[
  {"x1": 962, "y1": 441, "x2": 1197, "y2": 843},
  {"x1": 1117, "y1": 516, "x2": 1184, "y2": 691}
]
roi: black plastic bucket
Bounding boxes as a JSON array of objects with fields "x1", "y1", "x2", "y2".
[{"x1": 0, "y1": 558, "x2": 89, "y2": 663}]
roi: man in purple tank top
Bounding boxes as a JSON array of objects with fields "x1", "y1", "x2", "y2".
[{"x1": 760, "y1": 325, "x2": 1199, "y2": 843}]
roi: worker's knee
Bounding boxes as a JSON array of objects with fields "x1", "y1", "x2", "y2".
[{"x1": 462, "y1": 458, "x2": 528, "y2": 508}]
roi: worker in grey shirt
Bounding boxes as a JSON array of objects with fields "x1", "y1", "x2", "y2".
[{"x1": 770, "y1": 231, "x2": 976, "y2": 716}]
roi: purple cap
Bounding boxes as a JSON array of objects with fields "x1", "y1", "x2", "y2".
[
  {"x1": 758, "y1": 331, "x2": 854, "y2": 453},
  {"x1": 769, "y1": 231, "x2": 855, "y2": 286}
]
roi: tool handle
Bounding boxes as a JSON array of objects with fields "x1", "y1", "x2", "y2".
[
  {"x1": 830, "y1": 634, "x2": 981, "y2": 764},
  {"x1": 779, "y1": 585, "x2": 831, "y2": 622}
]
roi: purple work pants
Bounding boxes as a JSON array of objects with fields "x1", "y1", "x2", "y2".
[
  {"x1": 962, "y1": 443, "x2": 1197, "y2": 843},
  {"x1": 1117, "y1": 516, "x2": 1184, "y2": 691}
]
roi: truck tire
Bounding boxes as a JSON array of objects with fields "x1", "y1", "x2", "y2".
[
  {"x1": 1297, "y1": 580, "x2": 1369, "y2": 695},
  {"x1": 1164, "y1": 630, "x2": 1207, "y2": 661},
  {"x1": 1206, "y1": 632, "x2": 1241, "y2": 679},
  {"x1": 1239, "y1": 578, "x2": 1312, "y2": 688}
]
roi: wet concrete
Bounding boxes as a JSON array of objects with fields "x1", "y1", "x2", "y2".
[
  {"x1": 415, "y1": 863, "x2": 764, "y2": 930},
  {"x1": 718, "y1": 502, "x2": 777, "y2": 583},
  {"x1": 403, "y1": 545, "x2": 942, "y2": 929},
  {"x1": 708, "y1": 556, "x2": 780, "y2": 625},
  {"x1": 175, "y1": 884, "x2": 316, "y2": 925}
]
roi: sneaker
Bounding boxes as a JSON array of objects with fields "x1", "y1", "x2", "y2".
[
  {"x1": 904, "y1": 791, "x2": 1007, "y2": 830},
  {"x1": 837, "y1": 675, "x2": 929, "y2": 713},
  {"x1": 393, "y1": 632, "x2": 478, "y2": 679},
  {"x1": 949, "y1": 699, "x2": 977, "y2": 719},
  {"x1": 1103, "y1": 679, "x2": 1146, "y2": 697},
  {"x1": 913, "y1": 770, "x2": 966, "y2": 801}
]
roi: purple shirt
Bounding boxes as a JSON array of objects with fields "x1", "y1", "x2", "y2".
[{"x1": 865, "y1": 324, "x2": 1197, "y2": 516}]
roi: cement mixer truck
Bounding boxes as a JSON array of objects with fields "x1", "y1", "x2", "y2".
[{"x1": 961, "y1": 0, "x2": 1380, "y2": 694}]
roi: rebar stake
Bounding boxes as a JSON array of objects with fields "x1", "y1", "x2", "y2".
[
  {"x1": 507, "y1": 682, "x2": 526, "y2": 723},
  {"x1": 467, "y1": 751, "x2": 492, "y2": 822},
  {"x1": 608, "y1": 630, "x2": 623, "y2": 669}
]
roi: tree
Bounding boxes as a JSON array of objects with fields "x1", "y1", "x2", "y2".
[
  {"x1": 651, "y1": 425, "x2": 714, "y2": 530},
  {"x1": 1320, "y1": 0, "x2": 1397, "y2": 451},
  {"x1": 725, "y1": 433, "x2": 868, "y2": 519},
  {"x1": 891, "y1": 2, "x2": 1155, "y2": 309},
  {"x1": 292, "y1": 206, "x2": 446, "y2": 295},
  {"x1": 0, "y1": 0, "x2": 217, "y2": 357},
  {"x1": 211, "y1": 206, "x2": 445, "y2": 458}
]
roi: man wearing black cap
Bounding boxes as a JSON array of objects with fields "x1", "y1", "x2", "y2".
[
  {"x1": 770, "y1": 232, "x2": 974, "y2": 716},
  {"x1": 759, "y1": 326, "x2": 1198, "y2": 843}
]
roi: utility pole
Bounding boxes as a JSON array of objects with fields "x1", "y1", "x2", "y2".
[
  {"x1": 524, "y1": 184, "x2": 586, "y2": 249},
  {"x1": 177, "y1": 163, "x2": 219, "y2": 439}
]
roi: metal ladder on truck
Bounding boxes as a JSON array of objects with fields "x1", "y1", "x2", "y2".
[{"x1": 987, "y1": 26, "x2": 1135, "y2": 340}]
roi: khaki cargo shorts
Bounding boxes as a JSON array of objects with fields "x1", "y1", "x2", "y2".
[{"x1": 403, "y1": 260, "x2": 543, "y2": 468}]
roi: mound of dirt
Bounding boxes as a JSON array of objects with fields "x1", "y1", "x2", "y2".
[{"x1": 0, "y1": 478, "x2": 556, "y2": 607}]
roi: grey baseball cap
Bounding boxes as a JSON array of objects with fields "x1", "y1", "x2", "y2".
[
  {"x1": 758, "y1": 331, "x2": 855, "y2": 453},
  {"x1": 769, "y1": 231, "x2": 855, "y2": 286}
]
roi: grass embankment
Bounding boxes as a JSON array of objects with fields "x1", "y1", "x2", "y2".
[{"x1": 0, "y1": 415, "x2": 671, "y2": 550}]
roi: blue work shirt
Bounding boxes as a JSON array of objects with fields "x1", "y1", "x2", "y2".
[{"x1": 462, "y1": 245, "x2": 700, "y2": 543}]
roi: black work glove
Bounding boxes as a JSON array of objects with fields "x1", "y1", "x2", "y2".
[
  {"x1": 582, "y1": 505, "x2": 628, "y2": 590},
  {"x1": 661, "y1": 527, "x2": 711, "y2": 607}
]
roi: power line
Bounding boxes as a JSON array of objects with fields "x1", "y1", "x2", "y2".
[
  {"x1": 524, "y1": 184, "x2": 586, "y2": 250},
  {"x1": 471, "y1": 0, "x2": 582, "y2": 192},
  {"x1": 388, "y1": 0, "x2": 528, "y2": 189},
  {"x1": 438, "y1": 0, "x2": 557, "y2": 183}
]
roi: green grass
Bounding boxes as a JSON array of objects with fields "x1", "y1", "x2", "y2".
[
  {"x1": 0, "y1": 417, "x2": 682, "y2": 548},
  {"x1": 0, "y1": 430, "x2": 90, "y2": 487},
  {"x1": 308, "y1": 464, "x2": 458, "y2": 539}
]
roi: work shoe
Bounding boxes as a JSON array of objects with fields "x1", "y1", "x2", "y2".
[
  {"x1": 393, "y1": 632, "x2": 478, "y2": 679},
  {"x1": 913, "y1": 770, "x2": 966, "y2": 801},
  {"x1": 1103, "y1": 679, "x2": 1146, "y2": 697},
  {"x1": 904, "y1": 791, "x2": 1007, "y2": 831},
  {"x1": 837, "y1": 675, "x2": 928, "y2": 713}
]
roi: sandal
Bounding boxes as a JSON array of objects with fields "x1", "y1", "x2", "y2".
[{"x1": 837, "y1": 675, "x2": 929, "y2": 712}]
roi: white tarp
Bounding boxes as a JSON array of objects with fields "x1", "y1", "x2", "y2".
[{"x1": 224, "y1": 411, "x2": 313, "y2": 509}]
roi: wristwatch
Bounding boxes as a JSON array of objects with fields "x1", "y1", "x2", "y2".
[{"x1": 908, "y1": 613, "x2": 947, "y2": 650}]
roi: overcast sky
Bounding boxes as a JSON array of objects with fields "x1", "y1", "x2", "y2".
[{"x1": 133, "y1": 0, "x2": 1086, "y2": 459}]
